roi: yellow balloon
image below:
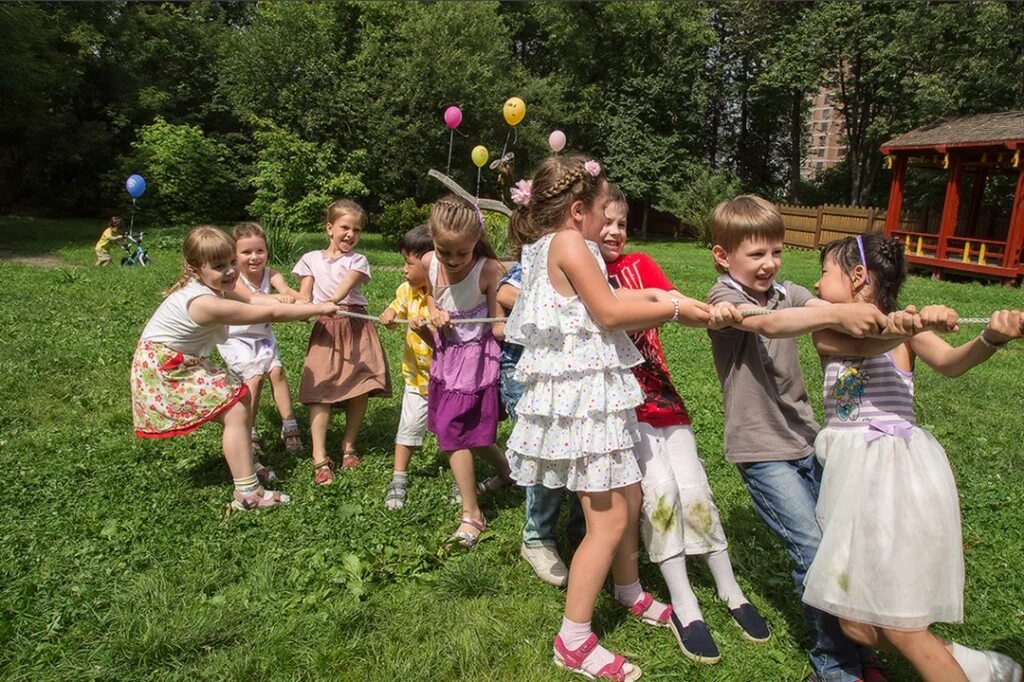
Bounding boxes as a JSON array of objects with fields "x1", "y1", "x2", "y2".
[
  {"x1": 503, "y1": 97, "x2": 526, "y2": 127},
  {"x1": 471, "y1": 145, "x2": 489, "y2": 168}
]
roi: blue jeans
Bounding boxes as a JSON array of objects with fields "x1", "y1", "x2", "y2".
[
  {"x1": 502, "y1": 365, "x2": 586, "y2": 547},
  {"x1": 737, "y1": 454, "x2": 864, "y2": 682}
]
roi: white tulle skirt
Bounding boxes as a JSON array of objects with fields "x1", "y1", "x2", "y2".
[{"x1": 802, "y1": 426, "x2": 964, "y2": 630}]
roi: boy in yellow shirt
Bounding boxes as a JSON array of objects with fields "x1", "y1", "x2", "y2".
[
  {"x1": 94, "y1": 216, "x2": 124, "y2": 265},
  {"x1": 380, "y1": 225, "x2": 435, "y2": 509}
]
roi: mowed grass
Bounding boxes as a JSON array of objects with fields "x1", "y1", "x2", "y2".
[{"x1": 0, "y1": 215, "x2": 1022, "y2": 681}]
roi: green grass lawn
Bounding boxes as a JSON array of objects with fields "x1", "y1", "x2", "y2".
[{"x1": 1, "y1": 216, "x2": 1022, "y2": 681}]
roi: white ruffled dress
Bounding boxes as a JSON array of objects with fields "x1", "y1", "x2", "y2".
[{"x1": 504, "y1": 233, "x2": 645, "y2": 492}]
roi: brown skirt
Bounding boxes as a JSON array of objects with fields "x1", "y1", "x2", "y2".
[{"x1": 299, "y1": 308, "x2": 392, "y2": 405}]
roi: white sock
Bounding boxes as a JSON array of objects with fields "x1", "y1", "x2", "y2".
[
  {"x1": 250, "y1": 427, "x2": 259, "y2": 440},
  {"x1": 659, "y1": 555, "x2": 703, "y2": 624},
  {"x1": 282, "y1": 418, "x2": 297, "y2": 430},
  {"x1": 558, "y1": 617, "x2": 614, "y2": 670},
  {"x1": 613, "y1": 580, "x2": 643, "y2": 607},
  {"x1": 392, "y1": 471, "x2": 409, "y2": 482},
  {"x1": 705, "y1": 549, "x2": 747, "y2": 609},
  {"x1": 951, "y1": 642, "x2": 992, "y2": 682}
]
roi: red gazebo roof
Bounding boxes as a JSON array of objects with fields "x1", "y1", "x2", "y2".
[{"x1": 881, "y1": 111, "x2": 1024, "y2": 153}]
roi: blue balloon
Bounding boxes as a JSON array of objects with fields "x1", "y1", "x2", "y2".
[{"x1": 126, "y1": 174, "x2": 147, "y2": 199}]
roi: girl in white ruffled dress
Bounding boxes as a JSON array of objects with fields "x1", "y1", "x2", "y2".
[
  {"x1": 504, "y1": 154, "x2": 706, "y2": 682},
  {"x1": 806, "y1": 234, "x2": 1023, "y2": 682}
]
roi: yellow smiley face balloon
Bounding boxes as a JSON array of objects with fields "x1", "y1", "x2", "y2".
[{"x1": 503, "y1": 97, "x2": 526, "y2": 127}]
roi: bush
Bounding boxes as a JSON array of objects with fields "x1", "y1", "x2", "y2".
[
  {"x1": 375, "y1": 198, "x2": 430, "y2": 248},
  {"x1": 247, "y1": 118, "x2": 368, "y2": 232},
  {"x1": 483, "y1": 211, "x2": 509, "y2": 260},
  {"x1": 131, "y1": 117, "x2": 239, "y2": 225},
  {"x1": 655, "y1": 166, "x2": 740, "y2": 246}
]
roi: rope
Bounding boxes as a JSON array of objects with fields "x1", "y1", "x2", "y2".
[{"x1": 335, "y1": 307, "x2": 993, "y2": 327}]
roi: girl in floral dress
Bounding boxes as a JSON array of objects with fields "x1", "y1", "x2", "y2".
[{"x1": 131, "y1": 226, "x2": 337, "y2": 510}]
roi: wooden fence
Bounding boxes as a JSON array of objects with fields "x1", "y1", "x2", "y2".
[{"x1": 780, "y1": 203, "x2": 884, "y2": 249}]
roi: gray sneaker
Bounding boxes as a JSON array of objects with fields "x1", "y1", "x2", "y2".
[
  {"x1": 520, "y1": 543, "x2": 569, "y2": 587},
  {"x1": 986, "y1": 651, "x2": 1023, "y2": 682}
]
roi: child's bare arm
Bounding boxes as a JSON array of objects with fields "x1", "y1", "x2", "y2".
[
  {"x1": 329, "y1": 271, "x2": 368, "y2": 304},
  {"x1": 269, "y1": 270, "x2": 303, "y2": 301},
  {"x1": 225, "y1": 282, "x2": 280, "y2": 306},
  {"x1": 189, "y1": 295, "x2": 337, "y2": 326},
  {"x1": 910, "y1": 309, "x2": 1022, "y2": 377},
  {"x1": 496, "y1": 282, "x2": 519, "y2": 311},
  {"x1": 481, "y1": 259, "x2": 505, "y2": 340},
  {"x1": 735, "y1": 300, "x2": 888, "y2": 339},
  {"x1": 298, "y1": 276, "x2": 314, "y2": 303}
]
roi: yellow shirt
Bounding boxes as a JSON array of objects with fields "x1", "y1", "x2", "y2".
[
  {"x1": 95, "y1": 227, "x2": 119, "y2": 252},
  {"x1": 388, "y1": 282, "x2": 432, "y2": 394}
]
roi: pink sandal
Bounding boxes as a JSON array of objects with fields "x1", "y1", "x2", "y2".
[
  {"x1": 281, "y1": 424, "x2": 303, "y2": 453},
  {"x1": 553, "y1": 633, "x2": 641, "y2": 681},
  {"x1": 450, "y1": 515, "x2": 487, "y2": 549},
  {"x1": 341, "y1": 449, "x2": 362, "y2": 469},
  {"x1": 629, "y1": 592, "x2": 673, "y2": 627},
  {"x1": 230, "y1": 487, "x2": 290, "y2": 511},
  {"x1": 254, "y1": 461, "x2": 277, "y2": 484}
]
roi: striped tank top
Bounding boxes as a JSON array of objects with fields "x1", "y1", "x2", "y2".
[{"x1": 822, "y1": 353, "x2": 916, "y2": 432}]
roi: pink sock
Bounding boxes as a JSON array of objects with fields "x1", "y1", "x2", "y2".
[{"x1": 558, "y1": 617, "x2": 614, "y2": 671}]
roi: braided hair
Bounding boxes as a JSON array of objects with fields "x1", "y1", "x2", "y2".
[
  {"x1": 819, "y1": 234, "x2": 907, "y2": 313},
  {"x1": 428, "y1": 194, "x2": 498, "y2": 261},
  {"x1": 510, "y1": 154, "x2": 607, "y2": 255},
  {"x1": 164, "y1": 226, "x2": 235, "y2": 296}
]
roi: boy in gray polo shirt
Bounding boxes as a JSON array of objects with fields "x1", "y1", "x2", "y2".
[{"x1": 706, "y1": 196, "x2": 895, "y2": 682}]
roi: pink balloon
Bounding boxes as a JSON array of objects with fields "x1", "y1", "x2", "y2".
[
  {"x1": 444, "y1": 106, "x2": 462, "y2": 129},
  {"x1": 548, "y1": 130, "x2": 566, "y2": 153}
]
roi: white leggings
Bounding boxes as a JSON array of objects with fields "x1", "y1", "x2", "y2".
[{"x1": 635, "y1": 423, "x2": 728, "y2": 563}]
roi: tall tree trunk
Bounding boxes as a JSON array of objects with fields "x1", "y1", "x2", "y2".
[{"x1": 789, "y1": 89, "x2": 802, "y2": 202}]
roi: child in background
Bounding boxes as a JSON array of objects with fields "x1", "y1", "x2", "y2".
[
  {"x1": 131, "y1": 226, "x2": 337, "y2": 509},
  {"x1": 380, "y1": 224, "x2": 435, "y2": 510},
  {"x1": 293, "y1": 199, "x2": 391, "y2": 484},
  {"x1": 424, "y1": 194, "x2": 511, "y2": 548},
  {"x1": 95, "y1": 216, "x2": 124, "y2": 265},
  {"x1": 498, "y1": 212, "x2": 584, "y2": 587},
  {"x1": 505, "y1": 154, "x2": 699, "y2": 682},
  {"x1": 806, "y1": 234, "x2": 1024, "y2": 682},
  {"x1": 598, "y1": 185, "x2": 770, "y2": 664},
  {"x1": 706, "y1": 195, "x2": 911, "y2": 682},
  {"x1": 217, "y1": 223, "x2": 305, "y2": 477}
]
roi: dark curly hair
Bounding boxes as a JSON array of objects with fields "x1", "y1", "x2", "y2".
[{"x1": 819, "y1": 234, "x2": 906, "y2": 313}]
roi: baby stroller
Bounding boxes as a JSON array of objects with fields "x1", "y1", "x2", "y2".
[{"x1": 120, "y1": 231, "x2": 152, "y2": 267}]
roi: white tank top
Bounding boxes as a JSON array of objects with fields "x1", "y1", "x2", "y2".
[
  {"x1": 227, "y1": 269, "x2": 272, "y2": 339},
  {"x1": 140, "y1": 280, "x2": 228, "y2": 357},
  {"x1": 430, "y1": 256, "x2": 486, "y2": 314}
]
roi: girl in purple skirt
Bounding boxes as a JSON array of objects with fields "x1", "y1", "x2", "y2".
[{"x1": 424, "y1": 194, "x2": 512, "y2": 548}]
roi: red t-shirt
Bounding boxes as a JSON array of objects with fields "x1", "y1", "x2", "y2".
[{"x1": 605, "y1": 252, "x2": 690, "y2": 427}]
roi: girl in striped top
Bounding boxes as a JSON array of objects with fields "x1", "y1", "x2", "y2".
[{"x1": 805, "y1": 234, "x2": 1023, "y2": 682}]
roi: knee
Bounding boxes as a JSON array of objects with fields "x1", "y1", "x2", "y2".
[
  {"x1": 269, "y1": 367, "x2": 284, "y2": 381},
  {"x1": 839, "y1": 619, "x2": 879, "y2": 647},
  {"x1": 880, "y1": 627, "x2": 927, "y2": 651}
]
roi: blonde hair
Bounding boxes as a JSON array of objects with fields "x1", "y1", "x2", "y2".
[
  {"x1": 509, "y1": 153, "x2": 607, "y2": 257},
  {"x1": 325, "y1": 199, "x2": 367, "y2": 235},
  {"x1": 231, "y1": 221, "x2": 265, "y2": 242},
  {"x1": 710, "y1": 195, "x2": 785, "y2": 273},
  {"x1": 164, "y1": 225, "x2": 235, "y2": 296},
  {"x1": 428, "y1": 194, "x2": 498, "y2": 261}
]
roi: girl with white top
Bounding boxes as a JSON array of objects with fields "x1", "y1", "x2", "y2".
[
  {"x1": 504, "y1": 154, "x2": 708, "y2": 682},
  {"x1": 131, "y1": 226, "x2": 337, "y2": 510},
  {"x1": 217, "y1": 222, "x2": 305, "y2": 475},
  {"x1": 806, "y1": 234, "x2": 1023, "y2": 682}
]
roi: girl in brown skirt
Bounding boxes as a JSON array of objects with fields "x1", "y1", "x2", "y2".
[{"x1": 292, "y1": 199, "x2": 392, "y2": 484}]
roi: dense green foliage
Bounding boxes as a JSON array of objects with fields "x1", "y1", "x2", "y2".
[
  {"x1": 4, "y1": 1, "x2": 1023, "y2": 223},
  {"x1": 1, "y1": 218, "x2": 1023, "y2": 680}
]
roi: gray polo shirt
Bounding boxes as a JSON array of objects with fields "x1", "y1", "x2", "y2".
[{"x1": 707, "y1": 276, "x2": 819, "y2": 464}]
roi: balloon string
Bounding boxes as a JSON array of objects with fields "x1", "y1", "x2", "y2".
[
  {"x1": 500, "y1": 128, "x2": 511, "y2": 157},
  {"x1": 476, "y1": 167, "x2": 481, "y2": 198},
  {"x1": 446, "y1": 129, "x2": 454, "y2": 176}
]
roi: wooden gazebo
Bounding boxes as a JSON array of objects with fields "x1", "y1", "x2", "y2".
[{"x1": 881, "y1": 111, "x2": 1024, "y2": 282}]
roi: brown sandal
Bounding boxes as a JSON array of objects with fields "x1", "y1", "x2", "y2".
[
  {"x1": 313, "y1": 458, "x2": 335, "y2": 486},
  {"x1": 341, "y1": 449, "x2": 362, "y2": 468}
]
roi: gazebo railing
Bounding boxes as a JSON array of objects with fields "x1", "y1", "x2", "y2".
[{"x1": 890, "y1": 228, "x2": 1009, "y2": 267}]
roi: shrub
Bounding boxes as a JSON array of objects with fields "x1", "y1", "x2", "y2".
[
  {"x1": 247, "y1": 117, "x2": 368, "y2": 232},
  {"x1": 483, "y1": 211, "x2": 509, "y2": 260},
  {"x1": 655, "y1": 167, "x2": 741, "y2": 246},
  {"x1": 375, "y1": 198, "x2": 430, "y2": 248},
  {"x1": 131, "y1": 117, "x2": 238, "y2": 225}
]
